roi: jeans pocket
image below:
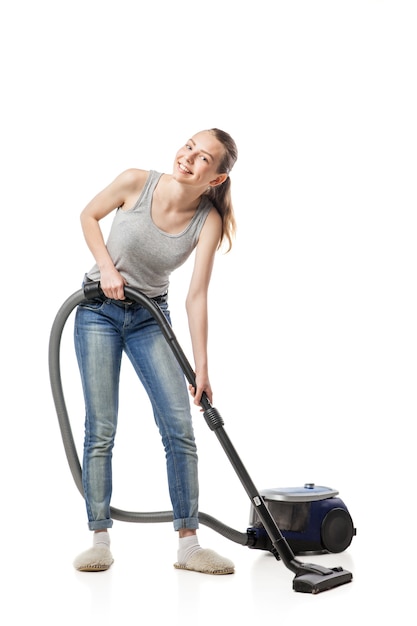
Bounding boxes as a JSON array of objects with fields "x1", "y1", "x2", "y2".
[{"x1": 78, "y1": 298, "x2": 106, "y2": 311}]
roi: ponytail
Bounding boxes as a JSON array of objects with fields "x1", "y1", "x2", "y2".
[{"x1": 205, "y1": 128, "x2": 238, "y2": 253}]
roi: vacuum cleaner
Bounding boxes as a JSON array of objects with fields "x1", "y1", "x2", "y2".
[{"x1": 48, "y1": 282, "x2": 355, "y2": 594}]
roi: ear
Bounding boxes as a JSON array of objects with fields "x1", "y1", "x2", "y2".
[{"x1": 209, "y1": 173, "x2": 228, "y2": 187}]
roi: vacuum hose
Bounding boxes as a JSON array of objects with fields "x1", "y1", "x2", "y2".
[
  {"x1": 48, "y1": 284, "x2": 248, "y2": 546},
  {"x1": 49, "y1": 283, "x2": 354, "y2": 593}
]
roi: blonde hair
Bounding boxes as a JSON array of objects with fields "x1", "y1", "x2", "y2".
[{"x1": 205, "y1": 128, "x2": 238, "y2": 252}]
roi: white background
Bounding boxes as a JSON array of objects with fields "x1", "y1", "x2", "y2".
[{"x1": 1, "y1": 1, "x2": 416, "y2": 623}]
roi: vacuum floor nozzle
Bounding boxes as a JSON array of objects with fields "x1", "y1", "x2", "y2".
[{"x1": 293, "y1": 565, "x2": 353, "y2": 594}]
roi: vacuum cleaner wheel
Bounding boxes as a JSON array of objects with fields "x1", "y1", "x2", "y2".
[{"x1": 321, "y1": 507, "x2": 355, "y2": 553}]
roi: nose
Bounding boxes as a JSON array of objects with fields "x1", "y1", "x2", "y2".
[{"x1": 185, "y1": 148, "x2": 194, "y2": 163}]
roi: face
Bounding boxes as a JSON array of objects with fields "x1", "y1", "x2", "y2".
[{"x1": 173, "y1": 131, "x2": 228, "y2": 190}]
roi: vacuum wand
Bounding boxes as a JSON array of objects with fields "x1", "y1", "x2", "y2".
[{"x1": 62, "y1": 282, "x2": 353, "y2": 593}]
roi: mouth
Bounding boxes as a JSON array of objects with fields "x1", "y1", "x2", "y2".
[{"x1": 178, "y1": 162, "x2": 192, "y2": 174}]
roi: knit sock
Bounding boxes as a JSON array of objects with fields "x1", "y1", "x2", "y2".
[
  {"x1": 177, "y1": 535, "x2": 202, "y2": 565},
  {"x1": 93, "y1": 531, "x2": 111, "y2": 549}
]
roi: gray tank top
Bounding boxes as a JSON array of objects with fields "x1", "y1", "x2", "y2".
[{"x1": 86, "y1": 170, "x2": 213, "y2": 297}]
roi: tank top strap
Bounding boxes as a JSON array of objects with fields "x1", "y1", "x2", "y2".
[{"x1": 131, "y1": 170, "x2": 162, "y2": 212}]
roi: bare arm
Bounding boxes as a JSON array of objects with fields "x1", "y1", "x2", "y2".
[
  {"x1": 186, "y1": 208, "x2": 222, "y2": 406},
  {"x1": 80, "y1": 168, "x2": 148, "y2": 299}
]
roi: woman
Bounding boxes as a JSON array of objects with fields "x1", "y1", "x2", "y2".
[{"x1": 73, "y1": 128, "x2": 238, "y2": 574}]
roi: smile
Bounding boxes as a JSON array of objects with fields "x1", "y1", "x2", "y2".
[{"x1": 179, "y1": 162, "x2": 192, "y2": 174}]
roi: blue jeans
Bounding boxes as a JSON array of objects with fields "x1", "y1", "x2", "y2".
[{"x1": 74, "y1": 296, "x2": 199, "y2": 531}]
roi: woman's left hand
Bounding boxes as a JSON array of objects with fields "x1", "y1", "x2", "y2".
[{"x1": 189, "y1": 374, "x2": 213, "y2": 409}]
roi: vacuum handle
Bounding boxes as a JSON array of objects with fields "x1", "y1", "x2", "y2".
[{"x1": 83, "y1": 280, "x2": 211, "y2": 411}]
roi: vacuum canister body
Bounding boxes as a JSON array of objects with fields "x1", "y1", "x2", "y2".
[{"x1": 248, "y1": 483, "x2": 356, "y2": 554}]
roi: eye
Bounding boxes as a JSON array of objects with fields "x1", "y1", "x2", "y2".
[
  {"x1": 200, "y1": 155, "x2": 208, "y2": 162},
  {"x1": 185, "y1": 144, "x2": 192, "y2": 150}
]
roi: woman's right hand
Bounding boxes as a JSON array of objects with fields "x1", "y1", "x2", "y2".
[{"x1": 99, "y1": 266, "x2": 127, "y2": 300}]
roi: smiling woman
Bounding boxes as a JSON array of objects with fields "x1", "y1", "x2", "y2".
[
  {"x1": 172, "y1": 129, "x2": 237, "y2": 249},
  {"x1": 153, "y1": 133, "x2": 229, "y2": 235},
  {"x1": 72, "y1": 128, "x2": 239, "y2": 575}
]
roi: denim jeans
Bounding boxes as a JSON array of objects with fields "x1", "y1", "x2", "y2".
[{"x1": 74, "y1": 296, "x2": 199, "y2": 531}]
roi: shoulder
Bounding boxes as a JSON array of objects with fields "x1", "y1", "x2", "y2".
[
  {"x1": 197, "y1": 205, "x2": 222, "y2": 247},
  {"x1": 108, "y1": 169, "x2": 151, "y2": 208},
  {"x1": 203, "y1": 205, "x2": 222, "y2": 232},
  {"x1": 115, "y1": 168, "x2": 150, "y2": 191}
]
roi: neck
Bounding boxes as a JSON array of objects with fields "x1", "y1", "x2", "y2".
[{"x1": 160, "y1": 175, "x2": 205, "y2": 212}]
